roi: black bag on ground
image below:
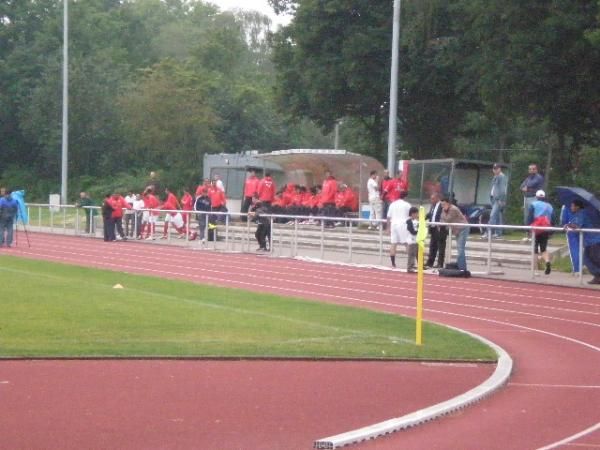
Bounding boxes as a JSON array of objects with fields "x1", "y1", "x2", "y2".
[
  {"x1": 439, "y1": 268, "x2": 471, "y2": 278},
  {"x1": 444, "y1": 262, "x2": 459, "y2": 270},
  {"x1": 207, "y1": 225, "x2": 218, "y2": 241}
]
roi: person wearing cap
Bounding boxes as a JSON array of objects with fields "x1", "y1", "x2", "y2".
[
  {"x1": 487, "y1": 164, "x2": 508, "y2": 239},
  {"x1": 528, "y1": 190, "x2": 554, "y2": 275},
  {"x1": 520, "y1": 164, "x2": 544, "y2": 240}
]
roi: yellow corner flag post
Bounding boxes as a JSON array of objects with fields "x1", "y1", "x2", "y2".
[{"x1": 415, "y1": 206, "x2": 428, "y2": 346}]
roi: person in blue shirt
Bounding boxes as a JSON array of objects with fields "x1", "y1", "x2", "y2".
[
  {"x1": 564, "y1": 200, "x2": 600, "y2": 285},
  {"x1": 0, "y1": 189, "x2": 19, "y2": 248},
  {"x1": 528, "y1": 190, "x2": 554, "y2": 275},
  {"x1": 520, "y1": 164, "x2": 545, "y2": 240}
]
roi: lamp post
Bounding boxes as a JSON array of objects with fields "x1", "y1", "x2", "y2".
[
  {"x1": 387, "y1": 0, "x2": 401, "y2": 175},
  {"x1": 61, "y1": 0, "x2": 69, "y2": 204}
]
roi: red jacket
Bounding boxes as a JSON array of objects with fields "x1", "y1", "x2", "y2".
[
  {"x1": 321, "y1": 176, "x2": 338, "y2": 204},
  {"x1": 143, "y1": 193, "x2": 160, "y2": 216},
  {"x1": 108, "y1": 195, "x2": 131, "y2": 219},
  {"x1": 381, "y1": 177, "x2": 394, "y2": 202},
  {"x1": 208, "y1": 186, "x2": 226, "y2": 208},
  {"x1": 257, "y1": 176, "x2": 276, "y2": 202},
  {"x1": 195, "y1": 184, "x2": 209, "y2": 197},
  {"x1": 181, "y1": 193, "x2": 193, "y2": 211},
  {"x1": 388, "y1": 178, "x2": 409, "y2": 202},
  {"x1": 281, "y1": 183, "x2": 296, "y2": 207},
  {"x1": 244, "y1": 176, "x2": 260, "y2": 198}
]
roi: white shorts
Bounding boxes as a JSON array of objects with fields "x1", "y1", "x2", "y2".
[
  {"x1": 165, "y1": 212, "x2": 184, "y2": 229},
  {"x1": 390, "y1": 224, "x2": 408, "y2": 245},
  {"x1": 142, "y1": 211, "x2": 157, "y2": 224}
]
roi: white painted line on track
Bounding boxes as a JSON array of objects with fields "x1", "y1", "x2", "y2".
[
  {"x1": 314, "y1": 328, "x2": 513, "y2": 449},
  {"x1": 537, "y1": 422, "x2": 600, "y2": 450},
  {"x1": 13, "y1": 247, "x2": 600, "y2": 331},
  {"x1": 509, "y1": 383, "x2": 600, "y2": 389}
]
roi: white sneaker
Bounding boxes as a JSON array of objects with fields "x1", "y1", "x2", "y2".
[{"x1": 145, "y1": 236, "x2": 154, "y2": 241}]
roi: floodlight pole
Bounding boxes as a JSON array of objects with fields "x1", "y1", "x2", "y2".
[
  {"x1": 61, "y1": 0, "x2": 69, "y2": 205},
  {"x1": 387, "y1": 0, "x2": 401, "y2": 175}
]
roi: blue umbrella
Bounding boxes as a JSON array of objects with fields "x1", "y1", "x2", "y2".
[{"x1": 555, "y1": 186, "x2": 600, "y2": 225}]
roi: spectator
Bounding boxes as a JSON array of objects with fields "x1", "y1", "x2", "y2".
[
  {"x1": 75, "y1": 191, "x2": 95, "y2": 234},
  {"x1": 388, "y1": 170, "x2": 409, "y2": 203},
  {"x1": 241, "y1": 170, "x2": 260, "y2": 222},
  {"x1": 257, "y1": 172, "x2": 276, "y2": 206},
  {"x1": 108, "y1": 192, "x2": 131, "y2": 240},
  {"x1": 146, "y1": 171, "x2": 162, "y2": 195},
  {"x1": 213, "y1": 173, "x2": 225, "y2": 192},
  {"x1": 124, "y1": 191, "x2": 136, "y2": 237},
  {"x1": 161, "y1": 187, "x2": 183, "y2": 239},
  {"x1": 425, "y1": 193, "x2": 447, "y2": 269},
  {"x1": 520, "y1": 164, "x2": 544, "y2": 240},
  {"x1": 208, "y1": 180, "x2": 227, "y2": 224},
  {"x1": 564, "y1": 200, "x2": 600, "y2": 285},
  {"x1": 194, "y1": 188, "x2": 212, "y2": 242},
  {"x1": 131, "y1": 193, "x2": 145, "y2": 239},
  {"x1": 249, "y1": 199, "x2": 271, "y2": 252},
  {"x1": 528, "y1": 190, "x2": 554, "y2": 275},
  {"x1": 321, "y1": 170, "x2": 338, "y2": 228},
  {"x1": 367, "y1": 170, "x2": 382, "y2": 230},
  {"x1": 380, "y1": 169, "x2": 393, "y2": 229},
  {"x1": 405, "y1": 206, "x2": 420, "y2": 272},
  {"x1": 101, "y1": 194, "x2": 115, "y2": 242},
  {"x1": 386, "y1": 191, "x2": 411, "y2": 268},
  {"x1": 195, "y1": 178, "x2": 210, "y2": 197},
  {"x1": 487, "y1": 163, "x2": 508, "y2": 239},
  {"x1": 441, "y1": 196, "x2": 469, "y2": 271},
  {"x1": 180, "y1": 188, "x2": 194, "y2": 228},
  {"x1": 141, "y1": 187, "x2": 160, "y2": 240},
  {"x1": 0, "y1": 189, "x2": 18, "y2": 248}
]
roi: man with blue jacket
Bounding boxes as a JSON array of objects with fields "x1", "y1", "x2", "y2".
[{"x1": 0, "y1": 189, "x2": 19, "y2": 248}]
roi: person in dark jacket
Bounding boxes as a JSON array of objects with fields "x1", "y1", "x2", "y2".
[
  {"x1": 248, "y1": 199, "x2": 271, "y2": 252},
  {"x1": 0, "y1": 189, "x2": 18, "y2": 247},
  {"x1": 101, "y1": 194, "x2": 115, "y2": 242}
]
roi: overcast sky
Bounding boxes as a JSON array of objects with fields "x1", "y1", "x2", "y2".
[{"x1": 208, "y1": 0, "x2": 292, "y2": 28}]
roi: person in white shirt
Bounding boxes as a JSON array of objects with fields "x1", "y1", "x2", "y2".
[
  {"x1": 123, "y1": 192, "x2": 136, "y2": 237},
  {"x1": 367, "y1": 170, "x2": 382, "y2": 230},
  {"x1": 131, "y1": 193, "x2": 145, "y2": 239},
  {"x1": 213, "y1": 174, "x2": 225, "y2": 192},
  {"x1": 386, "y1": 192, "x2": 412, "y2": 268}
]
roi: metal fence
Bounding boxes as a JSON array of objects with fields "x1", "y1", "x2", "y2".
[{"x1": 22, "y1": 203, "x2": 600, "y2": 285}]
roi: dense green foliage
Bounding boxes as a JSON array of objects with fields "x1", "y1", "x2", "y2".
[
  {"x1": 0, "y1": 0, "x2": 330, "y2": 201},
  {"x1": 0, "y1": 255, "x2": 496, "y2": 360},
  {"x1": 270, "y1": 0, "x2": 600, "y2": 217},
  {"x1": 2, "y1": 0, "x2": 600, "y2": 217}
]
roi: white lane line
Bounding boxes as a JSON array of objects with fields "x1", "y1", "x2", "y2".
[
  {"x1": 510, "y1": 383, "x2": 600, "y2": 389},
  {"x1": 537, "y1": 422, "x2": 600, "y2": 450},
  {"x1": 12, "y1": 248, "x2": 600, "y2": 331},
  {"x1": 19, "y1": 238, "x2": 600, "y2": 307},
  {"x1": 10, "y1": 237, "x2": 600, "y2": 448}
]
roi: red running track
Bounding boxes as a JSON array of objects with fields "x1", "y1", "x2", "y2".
[{"x1": 1, "y1": 233, "x2": 599, "y2": 450}]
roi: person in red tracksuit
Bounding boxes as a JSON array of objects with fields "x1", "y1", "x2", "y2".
[
  {"x1": 160, "y1": 188, "x2": 182, "y2": 238},
  {"x1": 321, "y1": 171, "x2": 338, "y2": 227},
  {"x1": 195, "y1": 179, "x2": 210, "y2": 197},
  {"x1": 141, "y1": 187, "x2": 160, "y2": 239},
  {"x1": 388, "y1": 171, "x2": 409, "y2": 203},
  {"x1": 208, "y1": 181, "x2": 227, "y2": 224},
  {"x1": 241, "y1": 170, "x2": 260, "y2": 222},
  {"x1": 257, "y1": 172, "x2": 276, "y2": 206},
  {"x1": 181, "y1": 188, "x2": 193, "y2": 227},
  {"x1": 380, "y1": 169, "x2": 394, "y2": 230},
  {"x1": 108, "y1": 192, "x2": 131, "y2": 240}
]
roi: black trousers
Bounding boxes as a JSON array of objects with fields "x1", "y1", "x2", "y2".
[
  {"x1": 255, "y1": 223, "x2": 271, "y2": 249},
  {"x1": 240, "y1": 196, "x2": 253, "y2": 222},
  {"x1": 103, "y1": 217, "x2": 115, "y2": 241},
  {"x1": 426, "y1": 227, "x2": 448, "y2": 267}
]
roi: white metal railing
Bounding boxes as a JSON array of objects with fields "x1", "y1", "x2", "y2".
[{"x1": 21, "y1": 203, "x2": 600, "y2": 285}]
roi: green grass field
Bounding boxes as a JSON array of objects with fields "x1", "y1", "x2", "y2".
[{"x1": 0, "y1": 255, "x2": 496, "y2": 361}]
